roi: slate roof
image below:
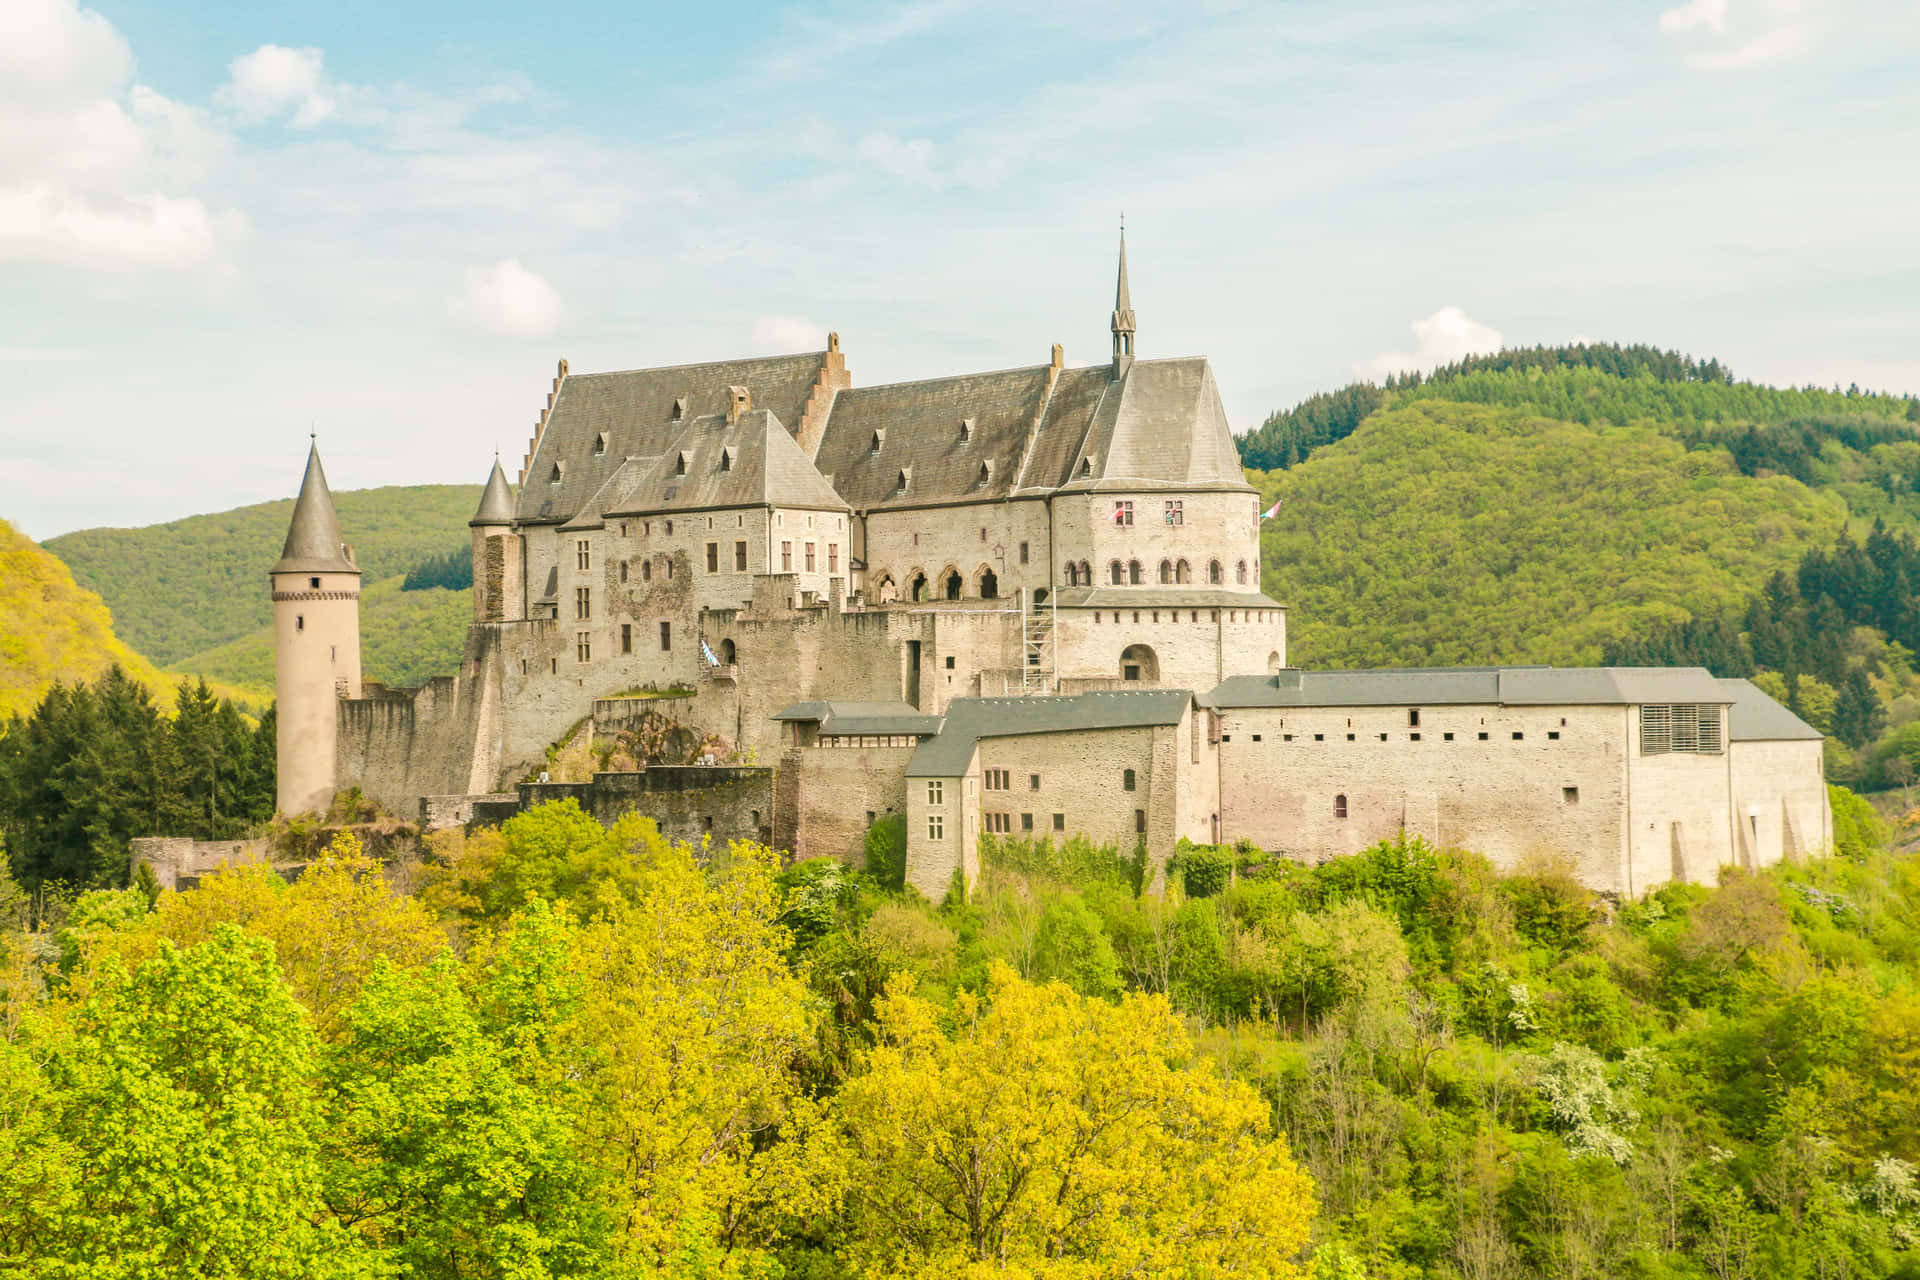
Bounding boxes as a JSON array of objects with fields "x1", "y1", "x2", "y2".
[
  {"x1": 907, "y1": 689, "x2": 1192, "y2": 777},
  {"x1": 1056, "y1": 359, "x2": 1250, "y2": 494},
  {"x1": 1016, "y1": 364, "x2": 1115, "y2": 491},
  {"x1": 771, "y1": 700, "x2": 944, "y2": 737},
  {"x1": 1203, "y1": 666, "x2": 1735, "y2": 709},
  {"x1": 274, "y1": 443, "x2": 358, "y2": 575},
  {"x1": 518, "y1": 352, "x2": 828, "y2": 525},
  {"x1": 470, "y1": 458, "x2": 516, "y2": 526},
  {"x1": 1718, "y1": 678, "x2": 1824, "y2": 741},
  {"x1": 606, "y1": 410, "x2": 849, "y2": 518},
  {"x1": 813, "y1": 365, "x2": 1056, "y2": 509}
]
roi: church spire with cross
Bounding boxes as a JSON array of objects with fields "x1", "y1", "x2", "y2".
[{"x1": 1110, "y1": 218, "x2": 1136, "y2": 380}]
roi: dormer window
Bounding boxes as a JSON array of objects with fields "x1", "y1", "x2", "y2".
[
  {"x1": 959, "y1": 417, "x2": 974, "y2": 443},
  {"x1": 549, "y1": 461, "x2": 564, "y2": 485},
  {"x1": 593, "y1": 432, "x2": 609, "y2": 456},
  {"x1": 720, "y1": 447, "x2": 734, "y2": 473},
  {"x1": 870, "y1": 429, "x2": 886, "y2": 456},
  {"x1": 895, "y1": 467, "x2": 911, "y2": 495},
  {"x1": 671, "y1": 396, "x2": 687, "y2": 421},
  {"x1": 675, "y1": 451, "x2": 690, "y2": 477},
  {"x1": 977, "y1": 460, "x2": 993, "y2": 487},
  {"x1": 1078, "y1": 456, "x2": 1093, "y2": 478}
]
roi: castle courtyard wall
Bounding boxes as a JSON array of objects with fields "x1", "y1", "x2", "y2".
[{"x1": 779, "y1": 743, "x2": 915, "y2": 865}]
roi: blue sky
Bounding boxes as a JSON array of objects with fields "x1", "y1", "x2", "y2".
[{"x1": 3, "y1": 0, "x2": 1917, "y2": 538}]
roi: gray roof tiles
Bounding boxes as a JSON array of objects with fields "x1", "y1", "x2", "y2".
[
  {"x1": 273, "y1": 443, "x2": 358, "y2": 575},
  {"x1": 470, "y1": 458, "x2": 516, "y2": 526},
  {"x1": 518, "y1": 352, "x2": 828, "y2": 525},
  {"x1": 1719, "y1": 678, "x2": 1824, "y2": 741},
  {"x1": 907, "y1": 689, "x2": 1192, "y2": 777},
  {"x1": 771, "y1": 700, "x2": 944, "y2": 737},
  {"x1": 605, "y1": 409, "x2": 849, "y2": 516},
  {"x1": 1203, "y1": 666, "x2": 1738, "y2": 710},
  {"x1": 1060, "y1": 359, "x2": 1252, "y2": 493}
]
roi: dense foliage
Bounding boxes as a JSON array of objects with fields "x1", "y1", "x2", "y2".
[
  {"x1": 1250, "y1": 400, "x2": 1841, "y2": 668},
  {"x1": 179, "y1": 574, "x2": 474, "y2": 693},
  {"x1": 0, "y1": 667, "x2": 273, "y2": 892},
  {"x1": 0, "y1": 518, "x2": 248, "y2": 720},
  {"x1": 43, "y1": 484, "x2": 481, "y2": 666},
  {"x1": 401, "y1": 545, "x2": 474, "y2": 592},
  {"x1": 0, "y1": 808, "x2": 1320, "y2": 1279}
]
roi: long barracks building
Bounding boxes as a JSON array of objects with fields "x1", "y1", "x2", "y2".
[{"x1": 271, "y1": 234, "x2": 1830, "y2": 897}]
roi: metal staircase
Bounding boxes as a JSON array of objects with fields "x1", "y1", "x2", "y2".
[{"x1": 1021, "y1": 588, "x2": 1057, "y2": 695}]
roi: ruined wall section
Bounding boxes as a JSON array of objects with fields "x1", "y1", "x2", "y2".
[{"x1": 779, "y1": 744, "x2": 914, "y2": 864}]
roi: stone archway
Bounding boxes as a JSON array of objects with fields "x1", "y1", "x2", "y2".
[
  {"x1": 977, "y1": 566, "x2": 998, "y2": 599},
  {"x1": 1267, "y1": 650, "x2": 1282, "y2": 675},
  {"x1": 1120, "y1": 643, "x2": 1159, "y2": 683},
  {"x1": 943, "y1": 569, "x2": 963, "y2": 600},
  {"x1": 875, "y1": 575, "x2": 898, "y2": 604},
  {"x1": 908, "y1": 571, "x2": 928, "y2": 602}
]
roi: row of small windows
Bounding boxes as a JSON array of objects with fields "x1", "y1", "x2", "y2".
[
  {"x1": 1110, "y1": 499, "x2": 1188, "y2": 527},
  {"x1": 1331, "y1": 787, "x2": 1579, "y2": 820},
  {"x1": 1233, "y1": 730, "x2": 1560, "y2": 743},
  {"x1": 1092, "y1": 608, "x2": 1278, "y2": 624},
  {"x1": 1064, "y1": 558, "x2": 1249, "y2": 587}
]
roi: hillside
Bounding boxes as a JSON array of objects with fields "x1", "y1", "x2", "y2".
[
  {"x1": 0, "y1": 518, "x2": 257, "y2": 719},
  {"x1": 45, "y1": 485, "x2": 483, "y2": 667},
  {"x1": 178, "y1": 575, "x2": 474, "y2": 691},
  {"x1": 1252, "y1": 400, "x2": 1844, "y2": 668}
]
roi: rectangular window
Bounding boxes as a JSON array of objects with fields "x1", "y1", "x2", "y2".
[
  {"x1": 1408, "y1": 709, "x2": 1420, "y2": 727},
  {"x1": 550, "y1": 657, "x2": 557, "y2": 674},
  {"x1": 1134, "y1": 809, "x2": 1146, "y2": 833},
  {"x1": 1164, "y1": 499, "x2": 1183, "y2": 526},
  {"x1": 620, "y1": 623, "x2": 632, "y2": 654},
  {"x1": 1478, "y1": 732, "x2": 1489, "y2": 741},
  {"x1": 1028, "y1": 773, "x2": 1040, "y2": 790},
  {"x1": 576, "y1": 539, "x2": 591, "y2": 570},
  {"x1": 296, "y1": 615, "x2": 304, "y2": 631},
  {"x1": 828, "y1": 544, "x2": 839, "y2": 573},
  {"x1": 575, "y1": 632, "x2": 591, "y2": 663},
  {"x1": 928, "y1": 814, "x2": 944, "y2": 840},
  {"x1": 1640, "y1": 704, "x2": 1723, "y2": 755},
  {"x1": 781, "y1": 541, "x2": 793, "y2": 572},
  {"x1": 1563, "y1": 786, "x2": 1579, "y2": 804},
  {"x1": 985, "y1": 812, "x2": 1011, "y2": 833},
  {"x1": 1052, "y1": 813, "x2": 1065, "y2": 831},
  {"x1": 984, "y1": 768, "x2": 1010, "y2": 791},
  {"x1": 1548, "y1": 731, "x2": 1560, "y2": 740},
  {"x1": 735, "y1": 541, "x2": 748, "y2": 571},
  {"x1": 927, "y1": 780, "x2": 944, "y2": 805},
  {"x1": 706, "y1": 542, "x2": 719, "y2": 573},
  {"x1": 1123, "y1": 768, "x2": 1136, "y2": 791},
  {"x1": 575, "y1": 586, "x2": 591, "y2": 619},
  {"x1": 1020, "y1": 813, "x2": 1034, "y2": 832},
  {"x1": 308, "y1": 576, "x2": 320, "y2": 589},
  {"x1": 1019, "y1": 541, "x2": 1030, "y2": 564},
  {"x1": 659, "y1": 621, "x2": 671, "y2": 651},
  {"x1": 1512, "y1": 732, "x2": 1524, "y2": 741},
  {"x1": 805, "y1": 543, "x2": 816, "y2": 573},
  {"x1": 1114, "y1": 500, "x2": 1134, "y2": 527}
]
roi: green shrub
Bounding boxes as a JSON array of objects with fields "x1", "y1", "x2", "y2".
[{"x1": 863, "y1": 815, "x2": 907, "y2": 892}]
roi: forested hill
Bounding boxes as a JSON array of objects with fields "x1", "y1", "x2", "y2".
[
  {"x1": 45, "y1": 485, "x2": 482, "y2": 668},
  {"x1": 0, "y1": 518, "x2": 215, "y2": 719}
]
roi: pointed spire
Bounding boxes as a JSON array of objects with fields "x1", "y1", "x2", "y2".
[
  {"x1": 1110, "y1": 218, "x2": 1135, "y2": 380},
  {"x1": 470, "y1": 455, "x2": 517, "y2": 526},
  {"x1": 273, "y1": 441, "x2": 358, "y2": 574}
]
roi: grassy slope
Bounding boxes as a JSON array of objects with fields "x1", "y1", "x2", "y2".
[
  {"x1": 1254, "y1": 400, "x2": 1846, "y2": 668},
  {"x1": 176, "y1": 575, "x2": 474, "y2": 691},
  {"x1": 0, "y1": 518, "x2": 260, "y2": 719},
  {"x1": 45, "y1": 485, "x2": 482, "y2": 666}
]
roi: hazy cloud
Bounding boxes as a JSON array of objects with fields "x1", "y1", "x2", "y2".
[
  {"x1": 221, "y1": 45, "x2": 336, "y2": 126},
  {"x1": 1361, "y1": 307, "x2": 1504, "y2": 378},
  {"x1": 1659, "y1": 0, "x2": 1730, "y2": 34},
  {"x1": 856, "y1": 132, "x2": 943, "y2": 188},
  {"x1": 752, "y1": 315, "x2": 828, "y2": 353},
  {"x1": 449, "y1": 259, "x2": 564, "y2": 338},
  {"x1": 1659, "y1": 0, "x2": 1817, "y2": 70}
]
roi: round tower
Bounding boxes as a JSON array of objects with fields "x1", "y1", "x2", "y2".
[
  {"x1": 469, "y1": 455, "x2": 523, "y2": 622},
  {"x1": 272, "y1": 440, "x2": 362, "y2": 817}
]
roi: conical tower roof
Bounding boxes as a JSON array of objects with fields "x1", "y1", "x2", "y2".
[
  {"x1": 273, "y1": 441, "x2": 358, "y2": 574},
  {"x1": 470, "y1": 456, "x2": 516, "y2": 526}
]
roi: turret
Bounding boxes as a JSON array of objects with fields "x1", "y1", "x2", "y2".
[
  {"x1": 1111, "y1": 221, "x2": 1135, "y2": 380},
  {"x1": 469, "y1": 456, "x2": 523, "y2": 623},
  {"x1": 272, "y1": 439, "x2": 361, "y2": 817}
]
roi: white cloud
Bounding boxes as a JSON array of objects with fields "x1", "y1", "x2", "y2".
[
  {"x1": 221, "y1": 44, "x2": 336, "y2": 126},
  {"x1": 449, "y1": 259, "x2": 564, "y2": 338},
  {"x1": 1360, "y1": 307, "x2": 1504, "y2": 378},
  {"x1": 0, "y1": 346, "x2": 83, "y2": 362},
  {"x1": 1659, "y1": 0, "x2": 1819, "y2": 70},
  {"x1": 1659, "y1": 0, "x2": 1729, "y2": 34},
  {"x1": 0, "y1": 0, "x2": 234, "y2": 269},
  {"x1": 856, "y1": 132, "x2": 943, "y2": 188},
  {"x1": 752, "y1": 315, "x2": 828, "y2": 353}
]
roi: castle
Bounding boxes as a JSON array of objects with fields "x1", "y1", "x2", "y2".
[{"x1": 272, "y1": 234, "x2": 1832, "y2": 898}]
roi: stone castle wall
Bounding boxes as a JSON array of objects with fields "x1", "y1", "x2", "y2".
[{"x1": 515, "y1": 766, "x2": 774, "y2": 848}]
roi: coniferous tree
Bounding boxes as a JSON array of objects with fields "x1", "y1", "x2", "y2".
[{"x1": 1834, "y1": 668, "x2": 1887, "y2": 749}]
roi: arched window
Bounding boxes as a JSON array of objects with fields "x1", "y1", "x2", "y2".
[
  {"x1": 1334, "y1": 794, "x2": 1348, "y2": 819},
  {"x1": 1109, "y1": 560, "x2": 1125, "y2": 585},
  {"x1": 943, "y1": 570, "x2": 963, "y2": 600},
  {"x1": 1120, "y1": 644, "x2": 1158, "y2": 683},
  {"x1": 1207, "y1": 559, "x2": 1223, "y2": 585},
  {"x1": 875, "y1": 575, "x2": 897, "y2": 603},
  {"x1": 908, "y1": 572, "x2": 927, "y2": 602},
  {"x1": 1078, "y1": 560, "x2": 1090, "y2": 584},
  {"x1": 978, "y1": 568, "x2": 998, "y2": 599},
  {"x1": 719, "y1": 637, "x2": 737, "y2": 663},
  {"x1": 1128, "y1": 560, "x2": 1143, "y2": 585},
  {"x1": 1176, "y1": 559, "x2": 1191, "y2": 584},
  {"x1": 1237, "y1": 560, "x2": 1248, "y2": 585},
  {"x1": 1158, "y1": 559, "x2": 1173, "y2": 584},
  {"x1": 1267, "y1": 650, "x2": 1282, "y2": 674}
]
